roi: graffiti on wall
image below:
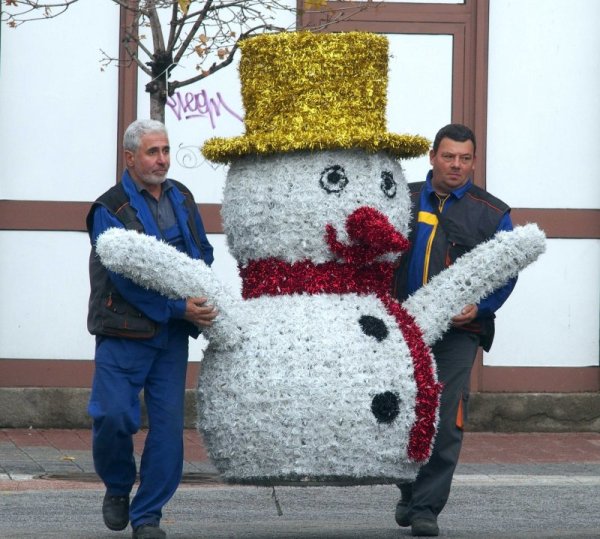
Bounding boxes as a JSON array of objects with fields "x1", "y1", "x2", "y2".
[
  {"x1": 175, "y1": 143, "x2": 221, "y2": 170},
  {"x1": 167, "y1": 89, "x2": 243, "y2": 127},
  {"x1": 168, "y1": 89, "x2": 243, "y2": 169}
]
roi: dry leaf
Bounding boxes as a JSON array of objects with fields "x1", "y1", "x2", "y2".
[{"x1": 178, "y1": 0, "x2": 190, "y2": 15}]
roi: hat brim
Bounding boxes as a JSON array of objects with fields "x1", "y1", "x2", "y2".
[{"x1": 202, "y1": 132, "x2": 430, "y2": 164}]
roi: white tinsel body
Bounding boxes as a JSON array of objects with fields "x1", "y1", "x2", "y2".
[
  {"x1": 198, "y1": 293, "x2": 421, "y2": 485},
  {"x1": 96, "y1": 223, "x2": 545, "y2": 484},
  {"x1": 95, "y1": 228, "x2": 243, "y2": 349}
]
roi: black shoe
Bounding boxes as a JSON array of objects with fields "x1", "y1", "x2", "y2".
[
  {"x1": 132, "y1": 524, "x2": 167, "y2": 539},
  {"x1": 102, "y1": 493, "x2": 130, "y2": 531},
  {"x1": 395, "y1": 500, "x2": 411, "y2": 527},
  {"x1": 411, "y1": 517, "x2": 439, "y2": 537}
]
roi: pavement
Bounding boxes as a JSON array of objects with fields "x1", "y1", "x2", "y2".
[{"x1": 1, "y1": 429, "x2": 599, "y2": 538}]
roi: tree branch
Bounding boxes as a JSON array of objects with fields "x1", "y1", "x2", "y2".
[
  {"x1": 172, "y1": 0, "x2": 214, "y2": 66},
  {"x1": 1, "y1": 0, "x2": 80, "y2": 26},
  {"x1": 146, "y1": 1, "x2": 166, "y2": 52},
  {"x1": 165, "y1": 0, "x2": 180, "y2": 53},
  {"x1": 168, "y1": 22, "x2": 274, "y2": 92}
]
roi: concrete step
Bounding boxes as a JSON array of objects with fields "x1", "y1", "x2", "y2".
[{"x1": 1, "y1": 388, "x2": 599, "y2": 431}]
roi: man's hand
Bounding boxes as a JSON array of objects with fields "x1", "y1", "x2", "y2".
[
  {"x1": 451, "y1": 304, "x2": 478, "y2": 327},
  {"x1": 183, "y1": 297, "x2": 218, "y2": 327}
]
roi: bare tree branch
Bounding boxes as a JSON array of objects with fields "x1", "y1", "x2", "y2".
[
  {"x1": 146, "y1": 2, "x2": 166, "y2": 52},
  {"x1": 165, "y1": 0, "x2": 179, "y2": 53},
  {"x1": 2, "y1": 0, "x2": 377, "y2": 120},
  {"x1": 172, "y1": 0, "x2": 213, "y2": 66},
  {"x1": 169, "y1": 22, "x2": 273, "y2": 92},
  {"x1": 1, "y1": 0, "x2": 80, "y2": 26}
]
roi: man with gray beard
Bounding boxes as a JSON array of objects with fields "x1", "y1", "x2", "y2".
[{"x1": 86, "y1": 119, "x2": 217, "y2": 539}]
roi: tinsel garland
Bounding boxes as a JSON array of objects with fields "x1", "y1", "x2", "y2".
[
  {"x1": 379, "y1": 295, "x2": 441, "y2": 462},
  {"x1": 240, "y1": 259, "x2": 394, "y2": 299},
  {"x1": 201, "y1": 31, "x2": 430, "y2": 163},
  {"x1": 203, "y1": 132, "x2": 431, "y2": 164}
]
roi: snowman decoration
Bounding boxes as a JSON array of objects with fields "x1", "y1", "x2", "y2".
[{"x1": 97, "y1": 32, "x2": 546, "y2": 486}]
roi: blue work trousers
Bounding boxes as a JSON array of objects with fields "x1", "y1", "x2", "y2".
[{"x1": 88, "y1": 330, "x2": 189, "y2": 528}]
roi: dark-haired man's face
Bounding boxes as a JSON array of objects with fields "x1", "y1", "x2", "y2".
[{"x1": 429, "y1": 137, "x2": 476, "y2": 194}]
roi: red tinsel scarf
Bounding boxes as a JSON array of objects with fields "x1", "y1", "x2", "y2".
[{"x1": 239, "y1": 207, "x2": 442, "y2": 463}]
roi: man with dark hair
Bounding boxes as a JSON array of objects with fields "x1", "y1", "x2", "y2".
[
  {"x1": 393, "y1": 123, "x2": 516, "y2": 537},
  {"x1": 432, "y1": 122, "x2": 476, "y2": 153},
  {"x1": 87, "y1": 119, "x2": 217, "y2": 539}
]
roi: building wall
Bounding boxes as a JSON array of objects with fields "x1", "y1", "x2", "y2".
[
  {"x1": 484, "y1": 0, "x2": 600, "y2": 369},
  {"x1": 0, "y1": 3, "x2": 120, "y2": 365},
  {"x1": 0, "y1": 0, "x2": 598, "y2": 391}
]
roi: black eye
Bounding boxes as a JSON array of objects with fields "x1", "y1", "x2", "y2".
[
  {"x1": 320, "y1": 165, "x2": 348, "y2": 194},
  {"x1": 359, "y1": 315, "x2": 388, "y2": 342},
  {"x1": 371, "y1": 391, "x2": 400, "y2": 424},
  {"x1": 380, "y1": 170, "x2": 396, "y2": 198}
]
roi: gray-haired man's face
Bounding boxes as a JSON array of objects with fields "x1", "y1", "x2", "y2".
[{"x1": 125, "y1": 132, "x2": 170, "y2": 187}]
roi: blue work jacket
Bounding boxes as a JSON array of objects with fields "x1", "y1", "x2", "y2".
[{"x1": 89, "y1": 171, "x2": 213, "y2": 347}]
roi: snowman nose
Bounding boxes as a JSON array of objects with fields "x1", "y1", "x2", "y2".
[
  {"x1": 325, "y1": 206, "x2": 409, "y2": 265},
  {"x1": 346, "y1": 206, "x2": 409, "y2": 253},
  {"x1": 371, "y1": 391, "x2": 401, "y2": 424}
]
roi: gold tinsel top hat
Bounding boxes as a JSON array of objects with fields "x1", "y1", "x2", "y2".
[{"x1": 201, "y1": 31, "x2": 430, "y2": 163}]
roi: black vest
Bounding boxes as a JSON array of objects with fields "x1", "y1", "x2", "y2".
[
  {"x1": 395, "y1": 181, "x2": 510, "y2": 351},
  {"x1": 86, "y1": 180, "x2": 200, "y2": 339}
]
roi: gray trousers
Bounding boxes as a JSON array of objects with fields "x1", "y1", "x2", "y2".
[{"x1": 400, "y1": 329, "x2": 480, "y2": 520}]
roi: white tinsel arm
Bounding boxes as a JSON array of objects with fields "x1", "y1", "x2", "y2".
[
  {"x1": 95, "y1": 227, "x2": 243, "y2": 348},
  {"x1": 402, "y1": 223, "x2": 546, "y2": 346}
]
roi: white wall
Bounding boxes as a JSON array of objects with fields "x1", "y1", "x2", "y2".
[
  {"x1": 0, "y1": 231, "x2": 94, "y2": 360},
  {"x1": 387, "y1": 34, "x2": 452, "y2": 183},
  {"x1": 0, "y1": 3, "x2": 121, "y2": 201},
  {"x1": 1, "y1": 1, "x2": 597, "y2": 370},
  {"x1": 487, "y1": 0, "x2": 600, "y2": 209},
  {"x1": 0, "y1": 3, "x2": 120, "y2": 362},
  {"x1": 485, "y1": 238, "x2": 600, "y2": 367},
  {"x1": 485, "y1": 0, "x2": 600, "y2": 367}
]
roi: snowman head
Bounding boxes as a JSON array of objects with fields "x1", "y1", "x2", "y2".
[{"x1": 222, "y1": 148, "x2": 413, "y2": 265}]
